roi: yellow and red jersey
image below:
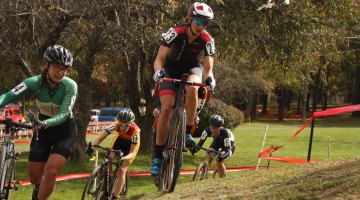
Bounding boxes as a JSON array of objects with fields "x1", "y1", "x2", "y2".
[{"x1": 106, "y1": 122, "x2": 140, "y2": 163}]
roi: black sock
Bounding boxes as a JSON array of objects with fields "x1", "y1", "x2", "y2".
[{"x1": 155, "y1": 145, "x2": 165, "y2": 158}]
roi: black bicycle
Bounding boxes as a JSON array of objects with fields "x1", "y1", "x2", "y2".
[
  {"x1": 82, "y1": 142, "x2": 129, "y2": 200},
  {"x1": 0, "y1": 117, "x2": 32, "y2": 199},
  {"x1": 157, "y1": 74, "x2": 207, "y2": 192},
  {"x1": 192, "y1": 148, "x2": 223, "y2": 181}
]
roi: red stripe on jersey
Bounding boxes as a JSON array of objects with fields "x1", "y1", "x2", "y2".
[
  {"x1": 174, "y1": 26, "x2": 186, "y2": 34},
  {"x1": 125, "y1": 123, "x2": 140, "y2": 136},
  {"x1": 200, "y1": 31, "x2": 213, "y2": 42}
]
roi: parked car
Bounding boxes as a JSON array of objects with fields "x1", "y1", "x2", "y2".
[
  {"x1": 0, "y1": 104, "x2": 24, "y2": 123},
  {"x1": 90, "y1": 109, "x2": 100, "y2": 122},
  {"x1": 98, "y1": 107, "x2": 124, "y2": 122}
]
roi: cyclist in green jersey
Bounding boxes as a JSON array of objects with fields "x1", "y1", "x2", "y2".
[{"x1": 0, "y1": 45, "x2": 77, "y2": 200}]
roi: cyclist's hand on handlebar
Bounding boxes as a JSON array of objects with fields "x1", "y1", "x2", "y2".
[
  {"x1": 86, "y1": 148, "x2": 94, "y2": 156},
  {"x1": 205, "y1": 76, "x2": 216, "y2": 91},
  {"x1": 153, "y1": 69, "x2": 165, "y2": 82},
  {"x1": 28, "y1": 111, "x2": 47, "y2": 129}
]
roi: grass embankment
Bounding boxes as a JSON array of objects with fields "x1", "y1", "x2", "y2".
[{"x1": 11, "y1": 116, "x2": 360, "y2": 199}]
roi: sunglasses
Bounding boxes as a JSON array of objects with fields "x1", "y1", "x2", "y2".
[
  {"x1": 119, "y1": 123, "x2": 131, "y2": 127},
  {"x1": 191, "y1": 17, "x2": 209, "y2": 27}
]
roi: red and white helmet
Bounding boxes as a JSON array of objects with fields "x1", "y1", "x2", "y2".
[{"x1": 188, "y1": 2, "x2": 214, "y2": 20}]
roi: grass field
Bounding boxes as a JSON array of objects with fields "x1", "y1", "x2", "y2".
[{"x1": 9, "y1": 116, "x2": 360, "y2": 199}]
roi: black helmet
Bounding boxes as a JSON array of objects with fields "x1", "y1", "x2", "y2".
[
  {"x1": 116, "y1": 108, "x2": 135, "y2": 123},
  {"x1": 44, "y1": 45, "x2": 73, "y2": 67},
  {"x1": 209, "y1": 115, "x2": 224, "y2": 127}
]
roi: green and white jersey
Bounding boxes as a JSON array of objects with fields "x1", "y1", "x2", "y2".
[{"x1": 0, "y1": 75, "x2": 77, "y2": 127}]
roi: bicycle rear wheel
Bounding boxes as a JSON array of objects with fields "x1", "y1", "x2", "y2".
[
  {"x1": 160, "y1": 108, "x2": 186, "y2": 192},
  {"x1": 192, "y1": 163, "x2": 209, "y2": 182},
  {"x1": 81, "y1": 165, "x2": 105, "y2": 200}
]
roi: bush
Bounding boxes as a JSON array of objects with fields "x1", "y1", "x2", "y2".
[{"x1": 197, "y1": 98, "x2": 244, "y2": 132}]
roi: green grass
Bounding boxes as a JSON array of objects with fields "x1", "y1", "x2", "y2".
[{"x1": 9, "y1": 116, "x2": 360, "y2": 199}]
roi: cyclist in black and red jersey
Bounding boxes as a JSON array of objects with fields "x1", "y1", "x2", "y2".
[
  {"x1": 191, "y1": 115, "x2": 235, "y2": 178},
  {"x1": 151, "y1": 2, "x2": 216, "y2": 177},
  {"x1": 0, "y1": 45, "x2": 77, "y2": 200}
]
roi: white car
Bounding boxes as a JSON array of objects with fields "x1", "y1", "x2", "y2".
[{"x1": 90, "y1": 109, "x2": 100, "y2": 122}]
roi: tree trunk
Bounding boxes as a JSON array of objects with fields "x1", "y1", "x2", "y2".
[
  {"x1": 277, "y1": 88, "x2": 285, "y2": 121},
  {"x1": 70, "y1": 27, "x2": 105, "y2": 161},
  {"x1": 260, "y1": 93, "x2": 268, "y2": 114}
]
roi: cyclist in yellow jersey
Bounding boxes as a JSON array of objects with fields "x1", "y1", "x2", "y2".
[{"x1": 90, "y1": 108, "x2": 140, "y2": 199}]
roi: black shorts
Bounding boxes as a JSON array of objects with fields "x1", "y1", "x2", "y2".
[
  {"x1": 209, "y1": 140, "x2": 236, "y2": 155},
  {"x1": 28, "y1": 117, "x2": 77, "y2": 162},
  {"x1": 159, "y1": 67, "x2": 203, "y2": 97}
]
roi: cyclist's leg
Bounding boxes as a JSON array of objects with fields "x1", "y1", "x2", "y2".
[
  {"x1": 38, "y1": 154, "x2": 67, "y2": 199},
  {"x1": 28, "y1": 128, "x2": 51, "y2": 200},
  {"x1": 28, "y1": 161, "x2": 45, "y2": 200},
  {"x1": 151, "y1": 83, "x2": 176, "y2": 176},
  {"x1": 112, "y1": 161, "x2": 129, "y2": 197},
  {"x1": 38, "y1": 118, "x2": 76, "y2": 199},
  {"x1": 185, "y1": 70, "x2": 202, "y2": 148},
  {"x1": 217, "y1": 159, "x2": 227, "y2": 178}
]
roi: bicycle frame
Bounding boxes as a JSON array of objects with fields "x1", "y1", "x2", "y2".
[
  {"x1": 82, "y1": 143, "x2": 129, "y2": 200},
  {"x1": 0, "y1": 118, "x2": 32, "y2": 200},
  {"x1": 158, "y1": 74, "x2": 206, "y2": 192}
]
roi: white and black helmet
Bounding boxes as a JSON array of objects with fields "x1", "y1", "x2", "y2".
[
  {"x1": 188, "y1": 2, "x2": 214, "y2": 20},
  {"x1": 44, "y1": 45, "x2": 73, "y2": 68},
  {"x1": 209, "y1": 115, "x2": 224, "y2": 127},
  {"x1": 116, "y1": 108, "x2": 135, "y2": 123}
]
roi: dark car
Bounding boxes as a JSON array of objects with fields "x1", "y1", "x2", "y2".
[{"x1": 98, "y1": 108, "x2": 124, "y2": 122}]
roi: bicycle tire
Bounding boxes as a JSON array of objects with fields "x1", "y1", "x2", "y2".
[
  {"x1": 192, "y1": 163, "x2": 209, "y2": 182},
  {"x1": 160, "y1": 108, "x2": 186, "y2": 192},
  {"x1": 81, "y1": 165, "x2": 105, "y2": 200},
  {"x1": 0, "y1": 144, "x2": 8, "y2": 199},
  {"x1": 3, "y1": 158, "x2": 15, "y2": 200}
]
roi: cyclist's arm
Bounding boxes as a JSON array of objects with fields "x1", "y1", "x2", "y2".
[
  {"x1": 221, "y1": 129, "x2": 234, "y2": 159},
  {"x1": 203, "y1": 56, "x2": 214, "y2": 80},
  {"x1": 43, "y1": 78, "x2": 77, "y2": 127},
  {"x1": 0, "y1": 76, "x2": 39, "y2": 108},
  {"x1": 92, "y1": 130, "x2": 109, "y2": 146},
  {"x1": 154, "y1": 45, "x2": 170, "y2": 72},
  {"x1": 93, "y1": 123, "x2": 115, "y2": 146},
  {"x1": 123, "y1": 131, "x2": 140, "y2": 161},
  {"x1": 196, "y1": 128, "x2": 210, "y2": 147}
]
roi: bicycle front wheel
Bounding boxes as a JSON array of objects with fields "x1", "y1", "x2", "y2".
[
  {"x1": 160, "y1": 107, "x2": 186, "y2": 192},
  {"x1": 81, "y1": 165, "x2": 105, "y2": 200},
  {"x1": 0, "y1": 144, "x2": 8, "y2": 199},
  {"x1": 192, "y1": 163, "x2": 209, "y2": 182},
  {"x1": 3, "y1": 158, "x2": 15, "y2": 200}
]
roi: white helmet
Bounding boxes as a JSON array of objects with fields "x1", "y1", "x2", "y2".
[{"x1": 188, "y1": 2, "x2": 214, "y2": 20}]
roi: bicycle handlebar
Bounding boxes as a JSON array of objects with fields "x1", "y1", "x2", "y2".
[
  {"x1": 0, "y1": 118, "x2": 32, "y2": 129},
  {"x1": 162, "y1": 77, "x2": 207, "y2": 87},
  {"x1": 87, "y1": 142, "x2": 124, "y2": 157}
]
